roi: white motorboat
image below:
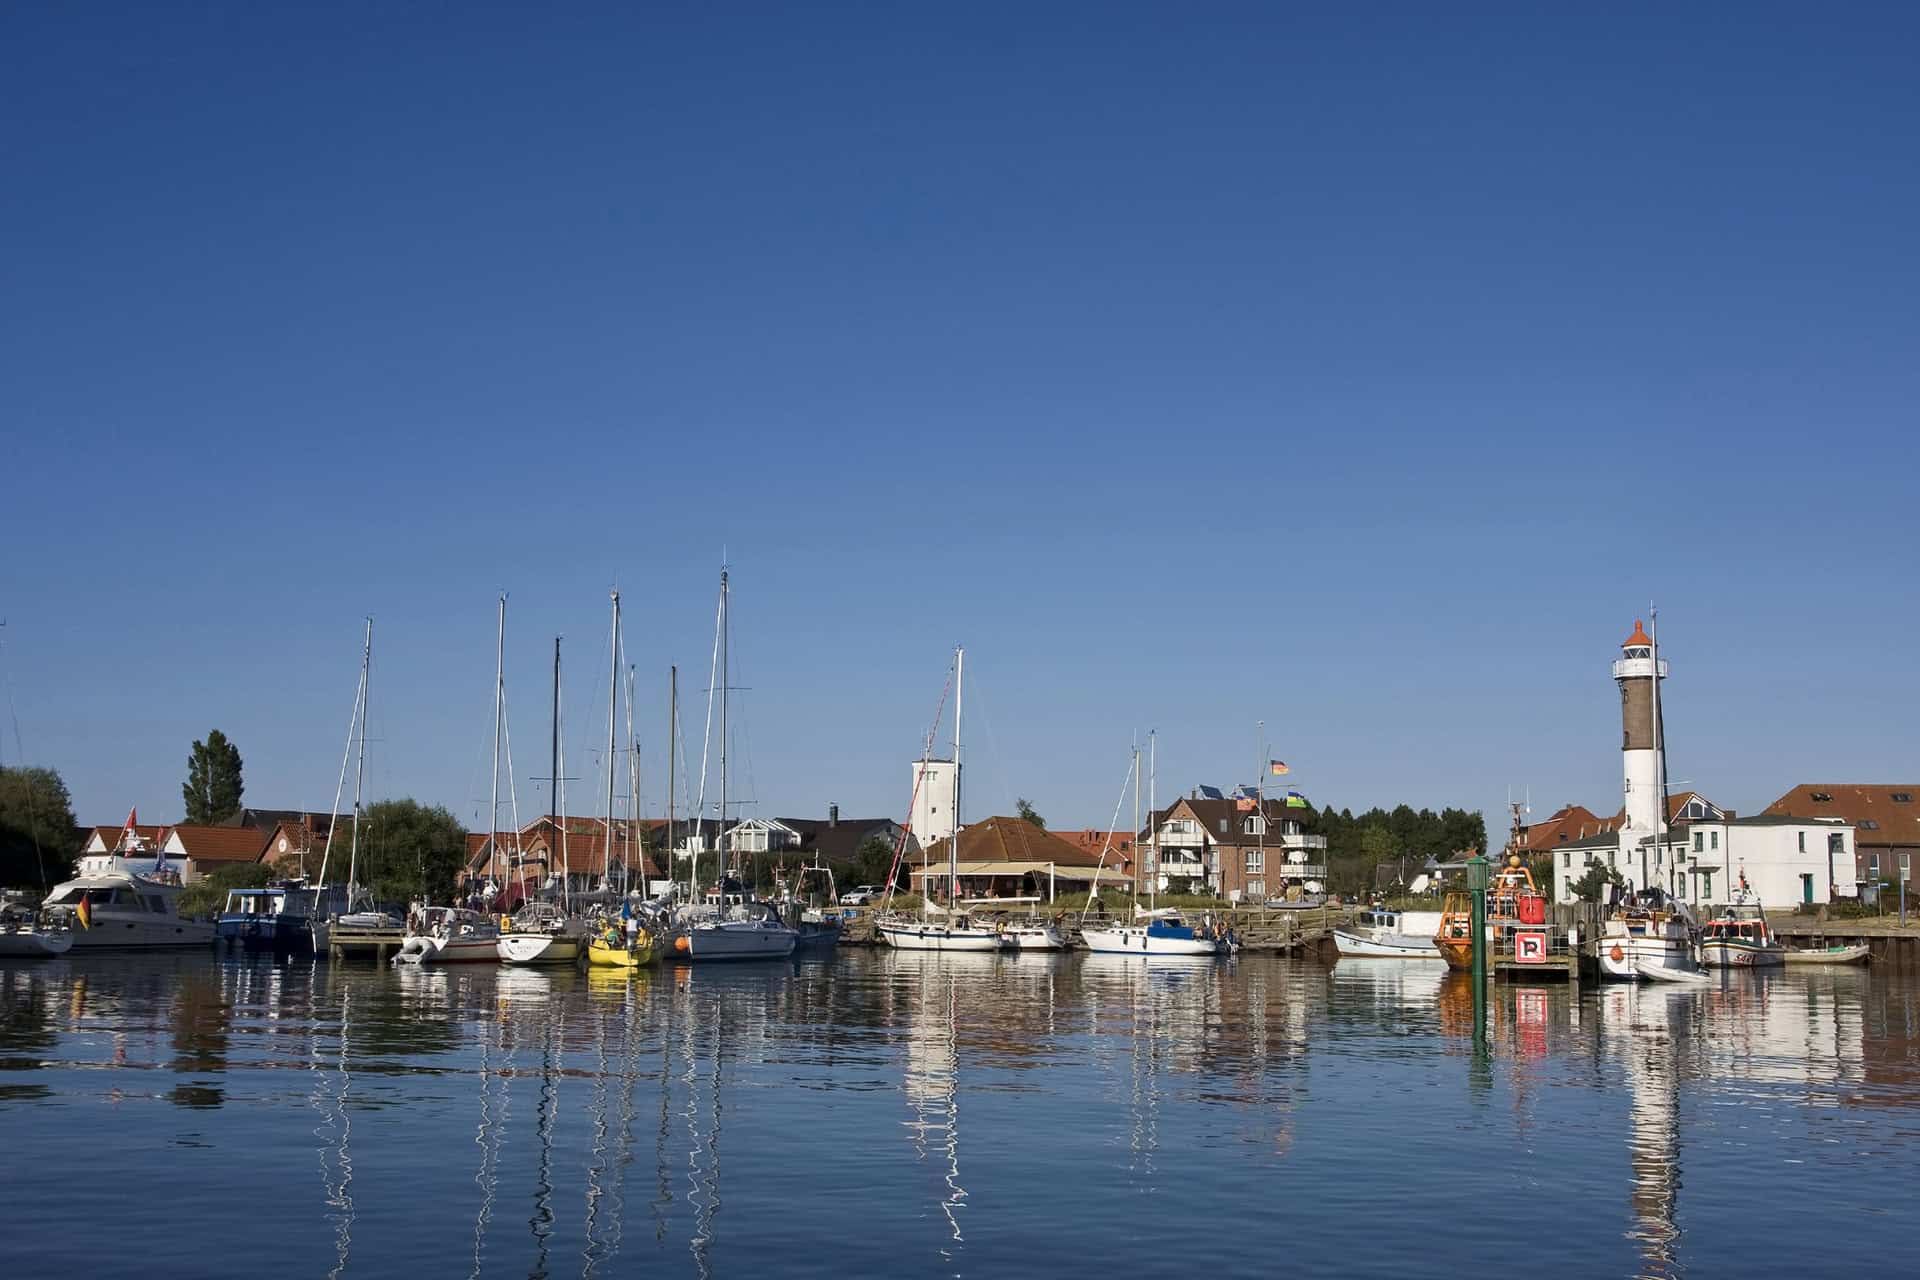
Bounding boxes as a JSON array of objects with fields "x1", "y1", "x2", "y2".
[
  {"x1": 39, "y1": 861, "x2": 216, "y2": 949},
  {"x1": 1635, "y1": 960, "x2": 1713, "y2": 985},
  {"x1": 1000, "y1": 919, "x2": 1068, "y2": 951},
  {"x1": 1333, "y1": 908, "x2": 1444, "y2": 959},
  {"x1": 1083, "y1": 908, "x2": 1234, "y2": 957},
  {"x1": 672, "y1": 900, "x2": 798, "y2": 960},
  {"x1": 395, "y1": 907, "x2": 502, "y2": 964},
  {"x1": 1596, "y1": 889, "x2": 1699, "y2": 980}
]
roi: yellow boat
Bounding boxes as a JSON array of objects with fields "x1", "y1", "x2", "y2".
[{"x1": 586, "y1": 926, "x2": 654, "y2": 969}]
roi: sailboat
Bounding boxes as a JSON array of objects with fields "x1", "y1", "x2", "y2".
[
  {"x1": 877, "y1": 647, "x2": 1008, "y2": 952},
  {"x1": 589, "y1": 591, "x2": 656, "y2": 968},
  {"x1": 671, "y1": 569, "x2": 798, "y2": 961},
  {"x1": 1083, "y1": 733, "x2": 1235, "y2": 956},
  {"x1": 498, "y1": 601, "x2": 585, "y2": 966}
]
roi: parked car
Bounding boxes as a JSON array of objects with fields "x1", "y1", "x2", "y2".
[{"x1": 840, "y1": 885, "x2": 883, "y2": 906}]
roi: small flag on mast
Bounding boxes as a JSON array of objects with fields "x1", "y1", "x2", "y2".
[
  {"x1": 1285, "y1": 791, "x2": 1309, "y2": 809},
  {"x1": 118, "y1": 807, "x2": 139, "y2": 851},
  {"x1": 1269, "y1": 761, "x2": 1289, "y2": 776},
  {"x1": 74, "y1": 892, "x2": 91, "y2": 930}
]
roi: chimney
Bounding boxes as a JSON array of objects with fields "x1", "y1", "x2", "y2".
[{"x1": 829, "y1": 803, "x2": 839, "y2": 828}]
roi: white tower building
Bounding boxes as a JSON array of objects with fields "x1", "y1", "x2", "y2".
[
  {"x1": 1613, "y1": 619, "x2": 1669, "y2": 867},
  {"x1": 910, "y1": 759, "x2": 958, "y2": 852}
]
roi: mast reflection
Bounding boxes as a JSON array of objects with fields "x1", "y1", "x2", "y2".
[{"x1": 901, "y1": 953, "x2": 977, "y2": 1260}]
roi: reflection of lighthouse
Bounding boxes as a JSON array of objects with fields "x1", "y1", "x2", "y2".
[
  {"x1": 1614, "y1": 620, "x2": 1669, "y2": 880},
  {"x1": 1600, "y1": 986, "x2": 1683, "y2": 1278}
]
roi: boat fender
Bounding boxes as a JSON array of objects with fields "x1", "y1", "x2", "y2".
[
  {"x1": 674, "y1": 934, "x2": 690, "y2": 953},
  {"x1": 1609, "y1": 945, "x2": 1624, "y2": 963}
]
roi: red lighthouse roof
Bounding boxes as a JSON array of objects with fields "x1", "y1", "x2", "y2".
[{"x1": 1622, "y1": 619, "x2": 1651, "y2": 648}]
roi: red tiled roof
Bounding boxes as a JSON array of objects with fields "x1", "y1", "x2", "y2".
[
  {"x1": 86, "y1": 824, "x2": 172, "y2": 850},
  {"x1": 1764, "y1": 784, "x2": 1920, "y2": 848},
  {"x1": 921, "y1": 818, "x2": 1107, "y2": 867},
  {"x1": 166, "y1": 825, "x2": 273, "y2": 863}
]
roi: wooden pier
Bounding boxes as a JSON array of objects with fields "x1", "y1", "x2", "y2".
[{"x1": 328, "y1": 923, "x2": 405, "y2": 964}]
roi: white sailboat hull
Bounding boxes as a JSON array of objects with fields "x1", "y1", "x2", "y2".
[
  {"x1": 877, "y1": 922, "x2": 1007, "y2": 952},
  {"x1": 1003, "y1": 924, "x2": 1067, "y2": 951},
  {"x1": 1081, "y1": 925, "x2": 1225, "y2": 956},
  {"x1": 0, "y1": 929, "x2": 74, "y2": 957},
  {"x1": 497, "y1": 932, "x2": 582, "y2": 966},
  {"x1": 398, "y1": 932, "x2": 502, "y2": 964}
]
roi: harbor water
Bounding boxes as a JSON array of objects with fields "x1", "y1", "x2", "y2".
[{"x1": 2, "y1": 950, "x2": 1917, "y2": 1278}]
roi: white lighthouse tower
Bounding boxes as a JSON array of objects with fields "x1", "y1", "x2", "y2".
[{"x1": 1613, "y1": 618, "x2": 1668, "y2": 871}]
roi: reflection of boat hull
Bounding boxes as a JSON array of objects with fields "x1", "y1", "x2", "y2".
[
  {"x1": 877, "y1": 922, "x2": 1005, "y2": 952},
  {"x1": 1701, "y1": 940, "x2": 1786, "y2": 968},
  {"x1": 1081, "y1": 925, "x2": 1226, "y2": 956},
  {"x1": 1785, "y1": 945, "x2": 1870, "y2": 965},
  {"x1": 70, "y1": 915, "x2": 216, "y2": 949},
  {"x1": 1332, "y1": 928, "x2": 1442, "y2": 959},
  {"x1": 0, "y1": 929, "x2": 73, "y2": 957},
  {"x1": 498, "y1": 932, "x2": 582, "y2": 965}
]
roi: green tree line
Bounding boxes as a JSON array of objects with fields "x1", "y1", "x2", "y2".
[{"x1": 1304, "y1": 803, "x2": 1488, "y2": 896}]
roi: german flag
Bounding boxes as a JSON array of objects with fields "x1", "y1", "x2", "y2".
[{"x1": 74, "y1": 892, "x2": 91, "y2": 930}]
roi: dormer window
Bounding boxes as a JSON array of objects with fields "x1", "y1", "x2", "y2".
[
  {"x1": 1242, "y1": 815, "x2": 1266, "y2": 837},
  {"x1": 1810, "y1": 791, "x2": 1833, "y2": 802},
  {"x1": 1892, "y1": 793, "x2": 1914, "y2": 804},
  {"x1": 1861, "y1": 819, "x2": 1880, "y2": 831}
]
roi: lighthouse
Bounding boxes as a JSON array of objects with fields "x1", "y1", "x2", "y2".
[{"x1": 1613, "y1": 618, "x2": 1668, "y2": 866}]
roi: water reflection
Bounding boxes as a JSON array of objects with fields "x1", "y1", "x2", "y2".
[{"x1": 2, "y1": 952, "x2": 1917, "y2": 1279}]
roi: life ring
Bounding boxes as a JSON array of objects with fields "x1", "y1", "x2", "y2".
[{"x1": 1609, "y1": 945, "x2": 1624, "y2": 963}]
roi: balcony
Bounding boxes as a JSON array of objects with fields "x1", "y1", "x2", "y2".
[
  {"x1": 1276, "y1": 834, "x2": 1328, "y2": 851},
  {"x1": 1156, "y1": 830, "x2": 1204, "y2": 849},
  {"x1": 1271, "y1": 863, "x2": 1327, "y2": 879}
]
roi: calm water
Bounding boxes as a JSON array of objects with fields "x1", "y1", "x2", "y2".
[{"x1": 3, "y1": 950, "x2": 1918, "y2": 1278}]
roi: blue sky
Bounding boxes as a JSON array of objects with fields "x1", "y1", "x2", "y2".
[{"x1": 4, "y1": 2, "x2": 1916, "y2": 838}]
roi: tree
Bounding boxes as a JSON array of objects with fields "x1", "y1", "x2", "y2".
[
  {"x1": 1570, "y1": 861, "x2": 1625, "y2": 904},
  {"x1": 1015, "y1": 798, "x2": 1046, "y2": 830},
  {"x1": 182, "y1": 729, "x2": 244, "y2": 825},
  {"x1": 176, "y1": 860, "x2": 274, "y2": 919},
  {"x1": 350, "y1": 799, "x2": 469, "y2": 903},
  {"x1": 0, "y1": 765, "x2": 77, "y2": 888},
  {"x1": 852, "y1": 836, "x2": 899, "y2": 888}
]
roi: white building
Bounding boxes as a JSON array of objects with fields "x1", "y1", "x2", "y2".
[
  {"x1": 1682, "y1": 815, "x2": 1856, "y2": 908},
  {"x1": 909, "y1": 759, "x2": 958, "y2": 852}
]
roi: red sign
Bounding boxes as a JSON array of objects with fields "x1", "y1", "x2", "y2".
[{"x1": 1513, "y1": 931, "x2": 1549, "y2": 963}]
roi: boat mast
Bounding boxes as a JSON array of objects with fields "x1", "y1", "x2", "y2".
[
  {"x1": 1132, "y1": 737, "x2": 1140, "y2": 909},
  {"x1": 554, "y1": 636, "x2": 568, "y2": 912},
  {"x1": 668, "y1": 665, "x2": 678, "y2": 898},
  {"x1": 626, "y1": 663, "x2": 638, "y2": 897},
  {"x1": 718, "y1": 568, "x2": 731, "y2": 888},
  {"x1": 1148, "y1": 729, "x2": 1157, "y2": 913},
  {"x1": 346, "y1": 617, "x2": 371, "y2": 906},
  {"x1": 490, "y1": 595, "x2": 505, "y2": 899},
  {"x1": 606, "y1": 591, "x2": 620, "y2": 897},
  {"x1": 951, "y1": 646, "x2": 963, "y2": 910},
  {"x1": 1257, "y1": 719, "x2": 1266, "y2": 890}
]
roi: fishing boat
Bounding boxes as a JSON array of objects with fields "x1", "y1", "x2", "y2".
[
  {"x1": 876, "y1": 647, "x2": 1008, "y2": 952},
  {"x1": 1081, "y1": 734, "x2": 1234, "y2": 957},
  {"x1": 1333, "y1": 907, "x2": 1444, "y2": 959},
  {"x1": 394, "y1": 906, "x2": 502, "y2": 964},
  {"x1": 1785, "y1": 943, "x2": 1871, "y2": 965},
  {"x1": 1435, "y1": 854, "x2": 1547, "y2": 971},
  {"x1": 1699, "y1": 886, "x2": 1787, "y2": 968},
  {"x1": 1595, "y1": 887, "x2": 1699, "y2": 980},
  {"x1": 0, "y1": 896, "x2": 73, "y2": 957},
  {"x1": 774, "y1": 860, "x2": 844, "y2": 950}
]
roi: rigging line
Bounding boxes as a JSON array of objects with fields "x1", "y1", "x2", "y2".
[
  {"x1": 878, "y1": 656, "x2": 956, "y2": 911},
  {"x1": 690, "y1": 581, "x2": 723, "y2": 894},
  {"x1": 1079, "y1": 751, "x2": 1140, "y2": 925},
  {"x1": 0, "y1": 625, "x2": 49, "y2": 889}
]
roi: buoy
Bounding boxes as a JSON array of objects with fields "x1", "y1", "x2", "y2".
[
  {"x1": 674, "y1": 934, "x2": 690, "y2": 953},
  {"x1": 1610, "y1": 945, "x2": 1624, "y2": 963}
]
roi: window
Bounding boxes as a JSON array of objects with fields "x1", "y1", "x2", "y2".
[
  {"x1": 1904, "y1": 853, "x2": 1913, "y2": 878},
  {"x1": 1242, "y1": 815, "x2": 1266, "y2": 837},
  {"x1": 1247, "y1": 879, "x2": 1265, "y2": 898},
  {"x1": 1218, "y1": 818, "x2": 1228, "y2": 834},
  {"x1": 1246, "y1": 850, "x2": 1264, "y2": 874},
  {"x1": 1693, "y1": 831, "x2": 1703, "y2": 853},
  {"x1": 1828, "y1": 832, "x2": 1845, "y2": 855},
  {"x1": 1861, "y1": 819, "x2": 1880, "y2": 831},
  {"x1": 1208, "y1": 851, "x2": 1220, "y2": 871},
  {"x1": 1563, "y1": 851, "x2": 1572, "y2": 869},
  {"x1": 1869, "y1": 855, "x2": 1880, "y2": 879},
  {"x1": 1891, "y1": 792, "x2": 1913, "y2": 803},
  {"x1": 1798, "y1": 832, "x2": 1806, "y2": 853},
  {"x1": 1710, "y1": 831, "x2": 1719, "y2": 851}
]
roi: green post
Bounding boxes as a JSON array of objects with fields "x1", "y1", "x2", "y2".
[{"x1": 1467, "y1": 853, "x2": 1490, "y2": 1048}]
